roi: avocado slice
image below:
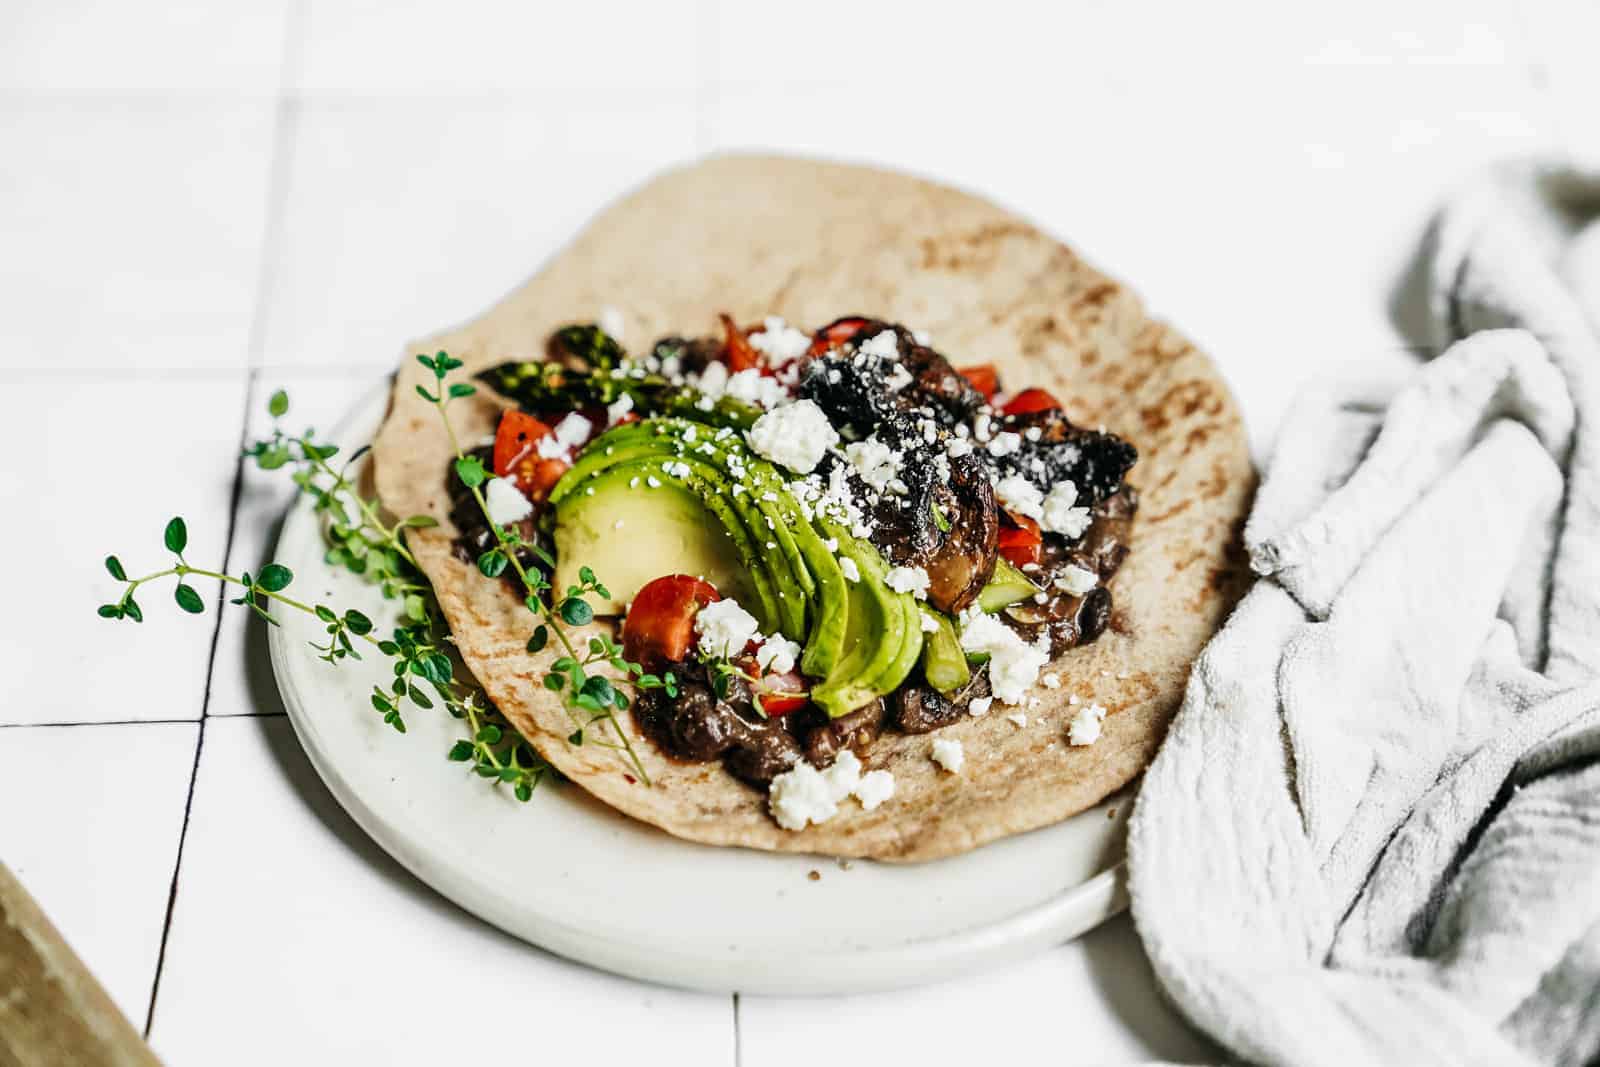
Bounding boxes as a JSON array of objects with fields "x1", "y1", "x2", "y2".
[
  {"x1": 553, "y1": 455, "x2": 787, "y2": 633},
  {"x1": 977, "y1": 556, "x2": 1042, "y2": 612},
  {"x1": 918, "y1": 605, "x2": 971, "y2": 693},
  {"x1": 556, "y1": 419, "x2": 831, "y2": 655},
  {"x1": 809, "y1": 519, "x2": 923, "y2": 718},
  {"x1": 554, "y1": 426, "x2": 807, "y2": 639},
  {"x1": 551, "y1": 466, "x2": 756, "y2": 615}
]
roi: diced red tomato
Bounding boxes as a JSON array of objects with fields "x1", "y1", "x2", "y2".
[
  {"x1": 622, "y1": 575, "x2": 721, "y2": 667},
  {"x1": 719, "y1": 313, "x2": 763, "y2": 373},
  {"x1": 807, "y1": 316, "x2": 871, "y2": 357},
  {"x1": 996, "y1": 513, "x2": 1042, "y2": 568},
  {"x1": 958, "y1": 363, "x2": 1000, "y2": 401},
  {"x1": 755, "y1": 669, "x2": 808, "y2": 716},
  {"x1": 492, "y1": 409, "x2": 552, "y2": 479},
  {"x1": 1002, "y1": 387, "x2": 1061, "y2": 417}
]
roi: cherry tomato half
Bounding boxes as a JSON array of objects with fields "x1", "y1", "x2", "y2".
[
  {"x1": 958, "y1": 363, "x2": 1000, "y2": 401},
  {"x1": 719, "y1": 313, "x2": 763, "y2": 373},
  {"x1": 996, "y1": 513, "x2": 1042, "y2": 568},
  {"x1": 1002, "y1": 387, "x2": 1061, "y2": 417},
  {"x1": 622, "y1": 575, "x2": 722, "y2": 668}
]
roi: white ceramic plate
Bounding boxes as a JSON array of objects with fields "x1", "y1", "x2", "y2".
[{"x1": 269, "y1": 385, "x2": 1131, "y2": 995}]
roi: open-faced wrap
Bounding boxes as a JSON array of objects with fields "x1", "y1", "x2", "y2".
[{"x1": 372, "y1": 155, "x2": 1253, "y2": 861}]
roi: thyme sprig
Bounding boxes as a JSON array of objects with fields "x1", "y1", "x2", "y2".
[{"x1": 97, "y1": 368, "x2": 671, "y2": 802}]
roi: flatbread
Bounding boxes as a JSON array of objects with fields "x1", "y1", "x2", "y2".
[{"x1": 372, "y1": 155, "x2": 1253, "y2": 861}]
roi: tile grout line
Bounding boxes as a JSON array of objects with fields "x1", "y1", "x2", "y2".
[
  {"x1": 140, "y1": 367, "x2": 260, "y2": 1038},
  {"x1": 144, "y1": 3, "x2": 304, "y2": 1033},
  {"x1": 0, "y1": 717, "x2": 281, "y2": 731}
]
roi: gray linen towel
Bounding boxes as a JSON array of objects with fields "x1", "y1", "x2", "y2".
[{"x1": 1127, "y1": 163, "x2": 1600, "y2": 1066}]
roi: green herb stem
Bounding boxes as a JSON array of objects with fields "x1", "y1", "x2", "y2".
[{"x1": 425, "y1": 382, "x2": 653, "y2": 786}]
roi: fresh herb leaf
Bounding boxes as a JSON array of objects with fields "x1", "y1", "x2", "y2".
[
  {"x1": 164, "y1": 517, "x2": 188, "y2": 555},
  {"x1": 258, "y1": 564, "x2": 293, "y2": 592}
]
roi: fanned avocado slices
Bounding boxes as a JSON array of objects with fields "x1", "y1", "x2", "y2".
[{"x1": 551, "y1": 416, "x2": 923, "y2": 716}]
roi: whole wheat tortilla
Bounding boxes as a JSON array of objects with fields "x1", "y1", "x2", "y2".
[{"x1": 372, "y1": 154, "x2": 1253, "y2": 862}]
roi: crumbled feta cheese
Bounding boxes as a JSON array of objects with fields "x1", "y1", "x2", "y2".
[
  {"x1": 1041, "y1": 481, "x2": 1092, "y2": 539},
  {"x1": 993, "y1": 474, "x2": 1044, "y2": 522},
  {"x1": 483, "y1": 477, "x2": 533, "y2": 526},
  {"x1": 1007, "y1": 712, "x2": 1028, "y2": 728},
  {"x1": 725, "y1": 367, "x2": 789, "y2": 409},
  {"x1": 746, "y1": 399, "x2": 838, "y2": 474},
  {"x1": 986, "y1": 431, "x2": 1023, "y2": 457},
  {"x1": 661, "y1": 460, "x2": 691, "y2": 479},
  {"x1": 839, "y1": 557, "x2": 861, "y2": 583},
  {"x1": 1023, "y1": 426, "x2": 1043, "y2": 442},
  {"x1": 748, "y1": 316, "x2": 811, "y2": 365},
  {"x1": 694, "y1": 359, "x2": 731, "y2": 401},
  {"x1": 885, "y1": 565, "x2": 931, "y2": 599},
  {"x1": 553, "y1": 412, "x2": 591, "y2": 451},
  {"x1": 968, "y1": 696, "x2": 993, "y2": 717},
  {"x1": 958, "y1": 610, "x2": 1049, "y2": 704},
  {"x1": 854, "y1": 769, "x2": 896, "y2": 811},
  {"x1": 946, "y1": 437, "x2": 974, "y2": 459},
  {"x1": 769, "y1": 762, "x2": 839, "y2": 830},
  {"x1": 537, "y1": 433, "x2": 568, "y2": 460},
  {"x1": 884, "y1": 363, "x2": 914, "y2": 392},
  {"x1": 694, "y1": 598, "x2": 760, "y2": 659},
  {"x1": 755, "y1": 633, "x2": 801, "y2": 675},
  {"x1": 598, "y1": 305, "x2": 625, "y2": 340},
  {"x1": 1055, "y1": 564, "x2": 1098, "y2": 595},
  {"x1": 911, "y1": 328, "x2": 932, "y2": 346},
  {"x1": 859, "y1": 331, "x2": 899, "y2": 360},
  {"x1": 919, "y1": 612, "x2": 940, "y2": 633},
  {"x1": 1068, "y1": 703, "x2": 1108, "y2": 746},
  {"x1": 844, "y1": 437, "x2": 906, "y2": 494},
  {"x1": 1040, "y1": 672, "x2": 1061, "y2": 690},
  {"x1": 646, "y1": 475, "x2": 662, "y2": 488},
  {"x1": 823, "y1": 537, "x2": 840, "y2": 552},
  {"x1": 973, "y1": 413, "x2": 994, "y2": 442},
  {"x1": 931, "y1": 738, "x2": 965, "y2": 774},
  {"x1": 606, "y1": 392, "x2": 634, "y2": 425},
  {"x1": 768, "y1": 751, "x2": 893, "y2": 829}
]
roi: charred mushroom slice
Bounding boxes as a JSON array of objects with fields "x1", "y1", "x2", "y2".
[
  {"x1": 864, "y1": 442, "x2": 998, "y2": 614},
  {"x1": 892, "y1": 667, "x2": 993, "y2": 734},
  {"x1": 995, "y1": 408, "x2": 1138, "y2": 504}
]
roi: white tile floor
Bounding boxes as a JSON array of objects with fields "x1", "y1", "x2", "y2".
[{"x1": 3, "y1": 2, "x2": 1596, "y2": 1063}]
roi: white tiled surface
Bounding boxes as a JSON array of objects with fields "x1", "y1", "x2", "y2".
[
  {"x1": 148, "y1": 717, "x2": 732, "y2": 1065},
  {"x1": 2, "y1": 377, "x2": 246, "y2": 725},
  {"x1": 0, "y1": 722, "x2": 197, "y2": 1026},
  {"x1": 4, "y1": 2, "x2": 1595, "y2": 1063},
  {"x1": 0, "y1": 99, "x2": 277, "y2": 371}
]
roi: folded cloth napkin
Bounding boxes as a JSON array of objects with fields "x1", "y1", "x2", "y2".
[{"x1": 1127, "y1": 162, "x2": 1600, "y2": 1066}]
